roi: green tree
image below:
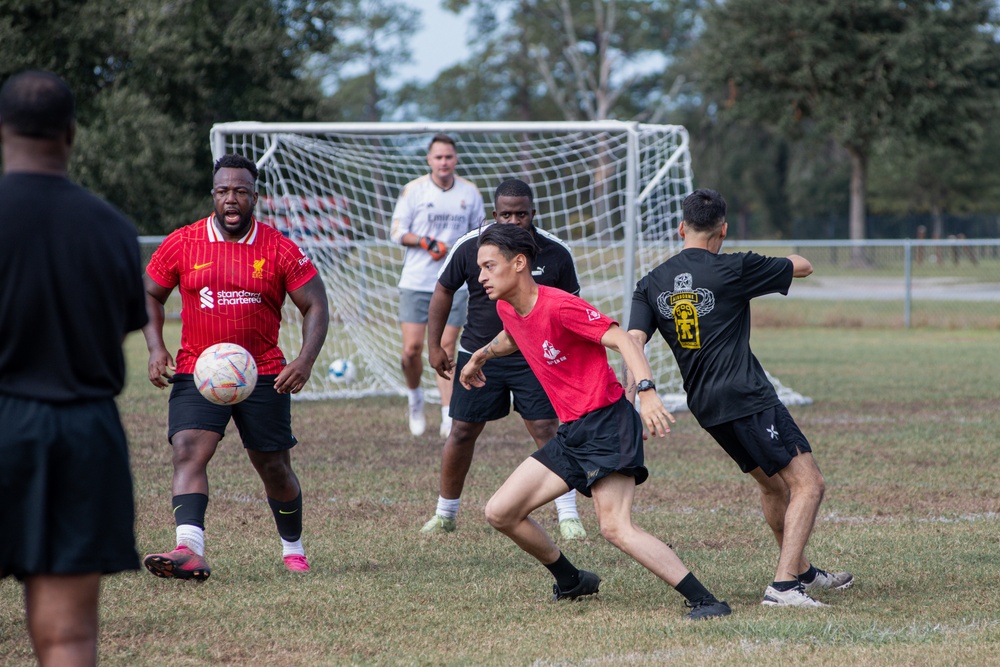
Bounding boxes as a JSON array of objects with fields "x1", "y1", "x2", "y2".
[
  {"x1": 313, "y1": 0, "x2": 418, "y2": 121},
  {"x1": 696, "y1": 0, "x2": 1000, "y2": 245},
  {"x1": 425, "y1": 0, "x2": 698, "y2": 121},
  {"x1": 868, "y1": 114, "x2": 1000, "y2": 239},
  {"x1": 1, "y1": 0, "x2": 332, "y2": 233}
]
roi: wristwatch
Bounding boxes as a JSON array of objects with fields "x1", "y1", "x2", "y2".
[{"x1": 636, "y1": 379, "x2": 656, "y2": 393}]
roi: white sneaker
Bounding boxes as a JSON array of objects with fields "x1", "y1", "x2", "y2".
[
  {"x1": 761, "y1": 584, "x2": 827, "y2": 608},
  {"x1": 408, "y1": 397, "x2": 426, "y2": 436},
  {"x1": 439, "y1": 414, "x2": 452, "y2": 438},
  {"x1": 801, "y1": 567, "x2": 854, "y2": 592}
]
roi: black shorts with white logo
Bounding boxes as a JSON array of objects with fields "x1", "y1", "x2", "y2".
[
  {"x1": 168, "y1": 374, "x2": 297, "y2": 452},
  {"x1": 450, "y1": 351, "x2": 557, "y2": 423},
  {"x1": 704, "y1": 402, "x2": 812, "y2": 476},
  {"x1": 531, "y1": 395, "x2": 648, "y2": 497}
]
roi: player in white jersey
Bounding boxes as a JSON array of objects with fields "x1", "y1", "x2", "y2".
[{"x1": 389, "y1": 134, "x2": 485, "y2": 437}]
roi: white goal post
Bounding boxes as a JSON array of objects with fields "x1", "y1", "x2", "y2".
[{"x1": 209, "y1": 121, "x2": 809, "y2": 409}]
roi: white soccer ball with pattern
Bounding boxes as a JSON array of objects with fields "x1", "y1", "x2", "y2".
[
  {"x1": 328, "y1": 358, "x2": 357, "y2": 384},
  {"x1": 194, "y1": 343, "x2": 258, "y2": 405}
]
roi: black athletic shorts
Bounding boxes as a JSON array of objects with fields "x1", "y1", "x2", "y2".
[
  {"x1": 450, "y1": 351, "x2": 557, "y2": 422},
  {"x1": 704, "y1": 402, "x2": 812, "y2": 476},
  {"x1": 168, "y1": 374, "x2": 297, "y2": 452},
  {"x1": 0, "y1": 395, "x2": 138, "y2": 579},
  {"x1": 532, "y1": 395, "x2": 648, "y2": 498}
]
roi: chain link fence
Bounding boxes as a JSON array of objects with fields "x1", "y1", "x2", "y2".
[{"x1": 725, "y1": 239, "x2": 1000, "y2": 329}]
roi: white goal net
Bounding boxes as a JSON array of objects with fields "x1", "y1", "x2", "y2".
[{"x1": 209, "y1": 121, "x2": 809, "y2": 410}]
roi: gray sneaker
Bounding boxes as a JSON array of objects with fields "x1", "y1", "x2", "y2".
[
  {"x1": 801, "y1": 567, "x2": 854, "y2": 592},
  {"x1": 761, "y1": 584, "x2": 827, "y2": 607},
  {"x1": 552, "y1": 570, "x2": 601, "y2": 601}
]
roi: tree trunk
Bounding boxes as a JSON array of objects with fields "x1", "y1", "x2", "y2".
[
  {"x1": 847, "y1": 146, "x2": 868, "y2": 264},
  {"x1": 931, "y1": 202, "x2": 944, "y2": 264}
]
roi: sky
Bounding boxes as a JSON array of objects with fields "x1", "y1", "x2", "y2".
[{"x1": 391, "y1": 1, "x2": 474, "y2": 86}]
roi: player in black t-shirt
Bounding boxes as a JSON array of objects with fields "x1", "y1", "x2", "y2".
[
  {"x1": 629, "y1": 188, "x2": 854, "y2": 609},
  {"x1": 422, "y1": 179, "x2": 587, "y2": 539},
  {"x1": 0, "y1": 70, "x2": 147, "y2": 666}
]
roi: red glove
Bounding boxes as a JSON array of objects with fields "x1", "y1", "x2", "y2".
[{"x1": 419, "y1": 236, "x2": 448, "y2": 261}]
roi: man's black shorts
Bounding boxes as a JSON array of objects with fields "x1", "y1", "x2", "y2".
[
  {"x1": 704, "y1": 402, "x2": 812, "y2": 476},
  {"x1": 0, "y1": 395, "x2": 138, "y2": 579},
  {"x1": 168, "y1": 374, "x2": 297, "y2": 452},
  {"x1": 450, "y1": 351, "x2": 556, "y2": 422},
  {"x1": 531, "y1": 395, "x2": 648, "y2": 497}
]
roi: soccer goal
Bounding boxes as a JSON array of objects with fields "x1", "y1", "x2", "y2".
[{"x1": 209, "y1": 121, "x2": 809, "y2": 409}]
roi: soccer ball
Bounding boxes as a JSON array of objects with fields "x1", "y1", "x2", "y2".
[
  {"x1": 193, "y1": 343, "x2": 258, "y2": 405},
  {"x1": 328, "y1": 358, "x2": 357, "y2": 384}
]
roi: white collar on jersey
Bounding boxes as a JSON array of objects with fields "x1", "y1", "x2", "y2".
[{"x1": 207, "y1": 214, "x2": 258, "y2": 244}]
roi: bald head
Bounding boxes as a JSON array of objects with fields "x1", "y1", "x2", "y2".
[
  {"x1": 0, "y1": 71, "x2": 76, "y2": 174},
  {"x1": 0, "y1": 70, "x2": 75, "y2": 140}
]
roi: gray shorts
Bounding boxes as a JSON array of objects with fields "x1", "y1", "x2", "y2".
[{"x1": 399, "y1": 288, "x2": 468, "y2": 328}]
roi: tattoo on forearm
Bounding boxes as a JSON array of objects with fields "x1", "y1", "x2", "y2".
[{"x1": 487, "y1": 337, "x2": 500, "y2": 358}]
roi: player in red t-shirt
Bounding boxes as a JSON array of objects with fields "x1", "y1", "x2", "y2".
[
  {"x1": 459, "y1": 223, "x2": 731, "y2": 620},
  {"x1": 141, "y1": 154, "x2": 329, "y2": 580}
]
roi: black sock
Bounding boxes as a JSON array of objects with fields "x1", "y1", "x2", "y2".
[
  {"x1": 544, "y1": 553, "x2": 580, "y2": 591},
  {"x1": 674, "y1": 572, "x2": 717, "y2": 604},
  {"x1": 798, "y1": 564, "x2": 818, "y2": 584},
  {"x1": 267, "y1": 492, "x2": 303, "y2": 542},
  {"x1": 771, "y1": 579, "x2": 799, "y2": 592},
  {"x1": 172, "y1": 493, "x2": 208, "y2": 529}
]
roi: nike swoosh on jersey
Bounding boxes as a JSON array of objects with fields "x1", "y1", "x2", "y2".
[{"x1": 193, "y1": 262, "x2": 213, "y2": 270}]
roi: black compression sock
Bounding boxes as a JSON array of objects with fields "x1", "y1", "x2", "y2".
[
  {"x1": 544, "y1": 553, "x2": 580, "y2": 591},
  {"x1": 267, "y1": 492, "x2": 303, "y2": 542},
  {"x1": 172, "y1": 493, "x2": 208, "y2": 529},
  {"x1": 674, "y1": 572, "x2": 717, "y2": 604},
  {"x1": 771, "y1": 580, "x2": 800, "y2": 592}
]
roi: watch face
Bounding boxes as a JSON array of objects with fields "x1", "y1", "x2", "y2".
[{"x1": 638, "y1": 380, "x2": 656, "y2": 392}]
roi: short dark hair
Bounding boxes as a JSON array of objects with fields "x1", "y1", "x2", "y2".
[
  {"x1": 213, "y1": 154, "x2": 259, "y2": 182},
  {"x1": 479, "y1": 222, "x2": 538, "y2": 263},
  {"x1": 428, "y1": 133, "x2": 456, "y2": 151},
  {"x1": 682, "y1": 188, "x2": 727, "y2": 231},
  {"x1": 0, "y1": 70, "x2": 75, "y2": 140},
  {"x1": 493, "y1": 179, "x2": 533, "y2": 206}
]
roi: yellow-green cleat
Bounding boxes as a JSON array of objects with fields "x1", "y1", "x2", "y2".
[
  {"x1": 558, "y1": 518, "x2": 587, "y2": 540},
  {"x1": 420, "y1": 514, "x2": 456, "y2": 534}
]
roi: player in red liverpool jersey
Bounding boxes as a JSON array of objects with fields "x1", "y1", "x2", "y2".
[
  {"x1": 141, "y1": 154, "x2": 329, "y2": 580},
  {"x1": 458, "y1": 223, "x2": 731, "y2": 620}
]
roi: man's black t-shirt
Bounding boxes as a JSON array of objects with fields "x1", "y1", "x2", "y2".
[
  {"x1": 0, "y1": 173, "x2": 148, "y2": 402},
  {"x1": 629, "y1": 248, "x2": 793, "y2": 427},
  {"x1": 439, "y1": 224, "x2": 580, "y2": 354}
]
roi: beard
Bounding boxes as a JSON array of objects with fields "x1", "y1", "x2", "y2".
[{"x1": 215, "y1": 206, "x2": 254, "y2": 238}]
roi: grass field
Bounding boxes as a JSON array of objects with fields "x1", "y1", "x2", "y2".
[{"x1": 1, "y1": 325, "x2": 998, "y2": 666}]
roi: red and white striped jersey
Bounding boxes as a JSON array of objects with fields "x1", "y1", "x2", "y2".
[{"x1": 146, "y1": 216, "x2": 318, "y2": 374}]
